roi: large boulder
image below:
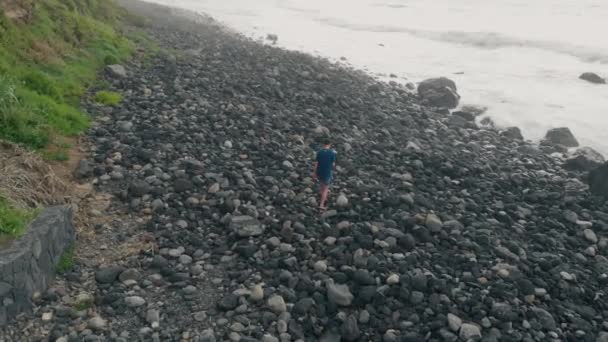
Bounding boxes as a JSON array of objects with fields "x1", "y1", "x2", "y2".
[
  {"x1": 564, "y1": 147, "x2": 606, "y2": 172},
  {"x1": 579, "y1": 72, "x2": 606, "y2": 84},
  {"x1": 588, "y1": 162, "x2": 608, "y2": 197},
  {"x1": 543, "y1": 127, "x2": 579, "y2": 148},
  {"x1": 417, "y1": 77, "x2": 461, "y2": 109}
]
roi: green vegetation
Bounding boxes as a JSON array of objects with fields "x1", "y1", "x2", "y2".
[
  {"x1": 0, "y1": 197, "x2": 35, "y2": 236},
  {"x1": 44, "y1": 149, "x2": 70, "y2": 161},
  {"x1": 94, "y1": 90, "x2": 122, "y2": 105},
  {"x1": 0, "y1": 0, "x2": 135, "y2": 149},
  {"x1": 56, "y1": 243, "x2": 75, "y2": 273},
  {"x1": 0, "y1": 0, "x2": 153, "y2": 237}
]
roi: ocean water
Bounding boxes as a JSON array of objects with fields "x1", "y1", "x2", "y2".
[{"x1": 143, "y1": 0, "x2": 608, "y2": 156}]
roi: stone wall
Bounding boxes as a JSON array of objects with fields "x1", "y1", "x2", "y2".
[{"x1": 0, "y1": 206, "x2": 75, "y2": 325}]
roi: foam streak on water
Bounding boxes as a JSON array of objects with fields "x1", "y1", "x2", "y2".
[{"x1": 143, "y1": 0, "x2": 608, "y2": 155}]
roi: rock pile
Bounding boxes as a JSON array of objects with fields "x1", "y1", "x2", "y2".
[
  {"x1": 78, "y1": 6, "x2": 608, "y2": 341},
  {"x1": 6, "y1": 2, "x2": 608, "y2": 341}
]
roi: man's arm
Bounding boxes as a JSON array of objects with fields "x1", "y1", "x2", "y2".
[{"x1": 312, "y1": 161, "x2": 318, "y2": 180}]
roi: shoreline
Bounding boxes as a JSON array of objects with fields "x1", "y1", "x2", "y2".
[
  {"x1": 138, "y1": 0, "x2": 608, "y2": 158},
  {"x1": 2, "y1": 0, "x2": 608, "y2": 341}
]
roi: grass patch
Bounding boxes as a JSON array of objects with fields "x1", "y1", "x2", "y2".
[
  {"x1": 0, "y1": 0, "x2": 136, "y2": 149},
  {"x1": 94, "y1": 90, "x2": 122, "y2": 106},
  {"x1": 56, "y1": 243, "x2": 75, "y2": 273},
  {"x1": 44, "y1": 149, "x2": 70, "y2": 161},
  {"x1": 0, "y1": 197, "x2": 36, "y2": 236}
]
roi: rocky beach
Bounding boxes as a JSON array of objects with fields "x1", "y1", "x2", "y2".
[{"x1": 2, "y1": 1, "x2": 608, "y2": 341}]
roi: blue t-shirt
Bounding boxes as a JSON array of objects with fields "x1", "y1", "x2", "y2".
[{"x1": 316, "y1": 148, "x2": 337, "y2": 179}]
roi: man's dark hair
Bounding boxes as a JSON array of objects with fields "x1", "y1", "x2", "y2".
[{"x1": 322, "y1": 138, "x2": 331, "y2": 146}]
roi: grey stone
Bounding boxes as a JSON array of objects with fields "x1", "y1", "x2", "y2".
[
  {"x1": 88, "y1": 316, "x2": 107, "y2": 330},
  {"x1": 597, "y1": 332, "x2": 608, "y2": 342},
  {"x1": 146, "y1": 309, "x2": 160, "y2": 328},
  {"x1": 267, "y1": 295, "x2": 287, "y2": 313},
  {"x1": 565, "y1": 147, "x2": 605, "y2": 171},
  {"x1": 589, "y1": 162, "x2": 608, "y2": 197},
  {"x1": 425, "y1": 213, "x2": 442, "y2": 232},
  {"x1": 117, "y1": 121, "x2": 133, "y2": 132},
  {"x1": 129, "y1": 180, "x2": 150, "y2": 197},
  {"x1": 459, "y1": 323, "x2": 482, "y2": 340},
  {"x1": 327, "y1": 282, "x2": 353, "y2": 306},
  {"x1": 341, "y1": 315, "x2": 360, "y2": 341},
  {"x1": 544, "y1": 127, "x2": 579, "y2": 147},
  {"x1": 502, "y1": 127, "x2": 524, "y2": 140},
  {"x1": 106, "y1": 64, "x2": 127, "y2": 78},
  {"x1": 417, "y1": 77, "x2": 460, "y2": 108},
  {"x1": 314, "y1": 260, "x2": 328, "y2": 272},
  {"x1": 199, "y1": 329, "x2": 217, "y2": 342},
  {"x1": 96, "y1": 266, "x2": 124, "y2": 284},
  {"x1": 179, "y1": 254, "x2": 193, "y2": 265},
  {"x1": 125, "y1": 296, "x2": 146, "y2": 307},
  {"x1": 584, "y1": 229, "x2": 598, "y2": 244},
  {"x1": 336, "y1": 194, "x2": 349, "y2": 207},
  {"x1": 230, "y1": 216, "x2": 264, "y2": 237},
  {"x1": 447, "y1": 313, "x2": 462, "y2": 332},
  {"x1": 531, "y1": 307, "x2": 556, "y2": 331},
  {"x1": 262, "y1": 335, "x2": 279, "y2": 342},
  {"x1": 119, "y1": 269, "x2": 141, "y2": 285}
]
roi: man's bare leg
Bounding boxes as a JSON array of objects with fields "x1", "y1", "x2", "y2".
[{"x1": 319, "y1": 183, "x2": 330, "y2": 209}]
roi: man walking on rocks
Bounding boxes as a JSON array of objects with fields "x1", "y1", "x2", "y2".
[{"x1": 313, "y1": 139, "x2": 337, "y2": 210}]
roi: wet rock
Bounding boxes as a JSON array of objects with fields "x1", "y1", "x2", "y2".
[
  {"x1": 502, "y1": 127, "x2": 524, "y2": 140},
  {"x1": 418, "y1": 77, "x2": 460, "y2": 108},
  {"x1": 579, "y1": 72, "x2": 606, "y2": 84},
  {"x1": 565, "y1": 147, "x2": 605, "y2": 171},
  {"x1": 543, "y1": 127, "x2": 579, "y2": 147},
  {"x1": 589, "y1": 162, "x2": 608, "y2": 197}
]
